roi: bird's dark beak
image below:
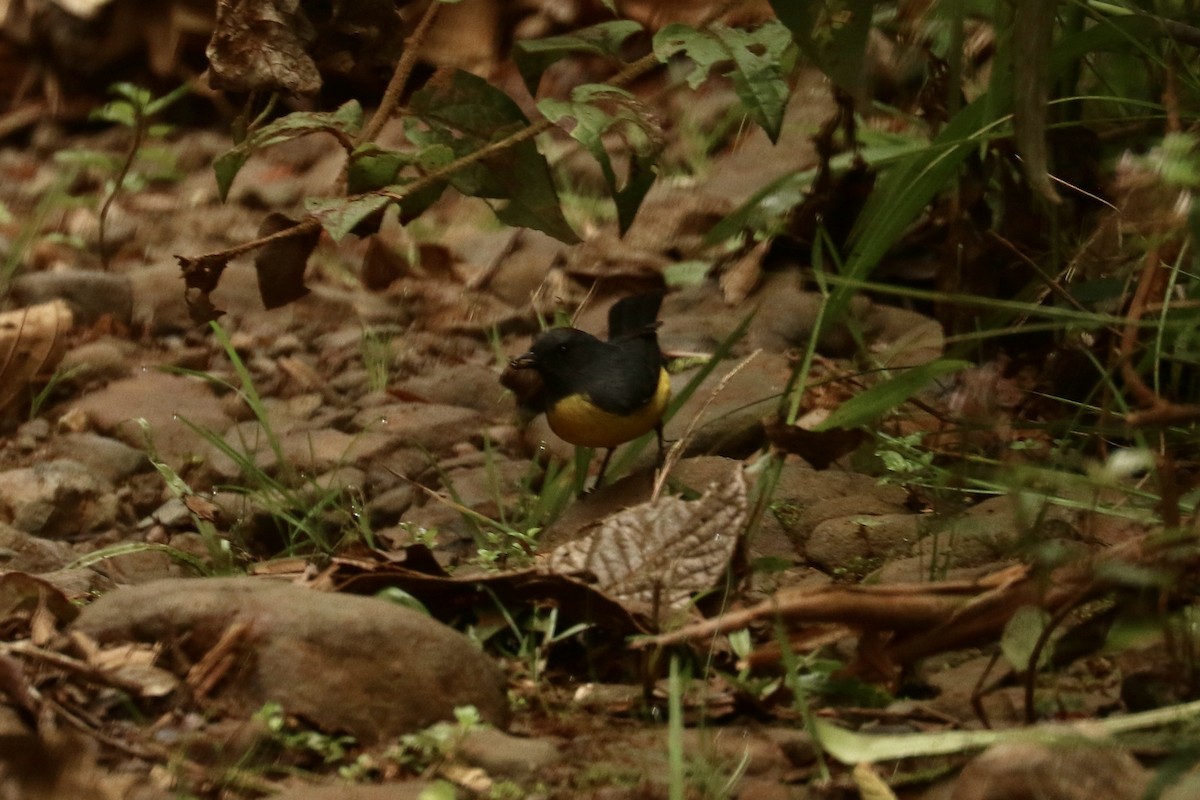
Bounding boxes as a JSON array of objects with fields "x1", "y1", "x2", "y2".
[{"x1": 509, "y1": 352, "x2": 537, "y2": 369}]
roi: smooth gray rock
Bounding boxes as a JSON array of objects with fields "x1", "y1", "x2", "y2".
[
  {"x1": 0, "y1": 459, "x2": 117, "y2": 537},
  {"x1": 72, "y1": 578, "x2": 510, "y2": 743},
  {"x1": 11, "y1": 270, "x2": 133, "y2": 326}
]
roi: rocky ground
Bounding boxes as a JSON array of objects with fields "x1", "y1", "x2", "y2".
[{"x1": 0, "y1": 69, "x2": 1195, "y2": 800}]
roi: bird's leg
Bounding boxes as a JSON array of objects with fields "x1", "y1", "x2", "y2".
[
  {"x1": 654, "y1": 421, "x2": 665, "y2": 466},
  {"x1": 592, "y1": 447, "x2": 616, "y2": 492}
]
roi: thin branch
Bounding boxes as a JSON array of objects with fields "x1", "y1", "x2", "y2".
[
  {"x1": 358, "y1": 0, "x2": 443, "y2": 146},
  {"x1": 185, "y1": 0, "x2": 746, "y2": 268}
]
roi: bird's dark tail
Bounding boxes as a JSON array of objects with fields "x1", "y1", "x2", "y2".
[{"x1": 606, "y1": 291, "x2": 664, "y2": 341}]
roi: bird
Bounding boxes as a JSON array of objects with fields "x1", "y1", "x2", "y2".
[{"x1": 503, "y1": 291, "x2": 670, "y2": 490}]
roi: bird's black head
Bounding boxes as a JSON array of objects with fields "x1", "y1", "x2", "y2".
[{"x1": 511, "y1": 327, "x2": 596, "y2": 374}]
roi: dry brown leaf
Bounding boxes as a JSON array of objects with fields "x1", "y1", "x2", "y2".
[
  {"x1": 0, "y1": 300, "x2": 72, "y2": 413},
  {"x1": 206, "y1": 0, "x2": 321, "y2": 94},
  {"x1": 719, "y1": 238, "x2": 768, "y2": 305},
  {"x1": 544, "y1": 468, "x2": 747, "y2": 622}
]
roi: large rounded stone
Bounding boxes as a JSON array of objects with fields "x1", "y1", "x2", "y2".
[{"x1": 72, "y1": 577, "x2": 509, "y2": 743}]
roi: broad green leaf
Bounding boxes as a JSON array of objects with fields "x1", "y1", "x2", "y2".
[
  {"x1": 213, "y1": 149, "x2": 251, "y2": 202},
  {"x1": 410, "y1": 69, "x2": 579, "y2": 243},
  {"x1": 348, "y1": 145, "x2": 415, "y2": 194},
  {"x1": 815, "y1": 359, "x2": 972, "y2": 431},
  {"x1": 417, "y1": 143, "x2": 455, "y2": 171},
  {"x1": 770, "y1": 0, "x2": 876, "y2": 99},
  {"x1": 305, "y1": 194, "x2": 392, "y2": 242},
  {"x1": 538, "y1": 84, "x2": 660, "y2": 233},
  {"x1": 213, "y1": 101, "x2": 363, "y2": 202},
  {"x1": 513, "y1": 20, "x2": 643, "y2": 95},
  {"x1": 653, "y1": 22, "x2": 793, "y2": 142},
  {"x1": 654, "y1": 24, "x2": 727, "y2": 89},
  {"x1": 714, "y1": 24, "x2": 794, "y2": 142},
  {"x1": 1000, "y1": 605, "x2": 1052, "y2": 672}
]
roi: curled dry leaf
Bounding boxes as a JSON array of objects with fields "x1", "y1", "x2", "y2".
[
  {"x1": 206, "y1": 0, "x2": 321, "y2": 95},
  {"x1": 0, "y1": 301, "x2": 73, "y2": 413},
  {"x1": 719, "y1": 238, "x2": 768, "y2": 305},
  {"x1": 544, "y1": 468, "x2": 748, "y2": 623}
]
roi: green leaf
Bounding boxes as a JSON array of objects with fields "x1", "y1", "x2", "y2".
[
  {"x1": 513, "y1": 20, "x2": 643, "y2": 95},
  {"x1": 410, "y1": 69, "x2": 579, "y2": 243},
  {"x1": 815, "y1": 359, "x2": 972, "y2": 431},
  {"x1": 348, "y1": 145, "x2": 415, "y2": 194},
  {"x1": 212, "y1": 101, "x2": 363, "y2": 201},
  {"x1": 213, "y1": 149, "x2": 251, "y2": 202},
  {"x1": 306, "y1": 194, "x2": 392, "y2": 242},
  {"x1": 1000, "y1": 605, "x2": 1052, "y2": 672},
  {"x1": 391, "y1": 176, "x2": 449, "y2": 223},
  {"x1": 143, "y1": 83, "x2": 191, "y2": 116},
  {"x1": 653, "y1": 21, "x2": 793, "y2": 143},
  {"x1": 538, "y1": 83, "x2": 660, "y2": 233},
  {"x1": 91, "y1": 101, "x2": 136, "y2": 128},
  {"x1": 715, "y1": 24, "x2": 794, "y2": 143}
]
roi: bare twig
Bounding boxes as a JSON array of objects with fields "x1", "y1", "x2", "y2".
[
  {"x1": 184, "y1": 0, "x2": 747, "y2": 270},
  {"x1": 652, "y1": 350, "x2": 761, "y2": 501},
  {"x1": 358, "y1": 0, "x2": 443, "y2": 146}
]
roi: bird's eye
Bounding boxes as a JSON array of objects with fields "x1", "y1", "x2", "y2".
[{"x1": 558, "y1": 344, "x2": 568, "y2": 353}]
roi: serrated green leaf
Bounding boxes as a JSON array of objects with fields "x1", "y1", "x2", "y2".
[
  {"x1": 538, "y1": 83, "x2": 659, "y2": 233},
  {"x1": 213, "y1": 148, "x2": 251, "y2": 202},
  {"x1": 653, "y1": 24, "x2": 729, "y2": 90},
  {"x1": 653, "y1": 22, "x2": 793, "y2": 142},
  {"x1": 410, "y1": 69, "x2": 578, "y2": 243},
  {"x1": 306, "y1": 194, "x2": 392, "y2": 242},
  {"x1": 513, "y1": 20, "x2": 643, "y2": 95},
  {"x1": 815, "y1": 359, "x2": 972, "y2": 431},
  {"x1": 716, "y1": 24, "x2": 793, "y2": 142}
]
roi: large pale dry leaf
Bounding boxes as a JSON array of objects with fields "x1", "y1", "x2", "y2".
[
  {"x1": 0, "y1": 301, "x2": 72, "y2": 413},
  {"x1": 544, "y1": 469, "x2": 748, "y2": 620}
]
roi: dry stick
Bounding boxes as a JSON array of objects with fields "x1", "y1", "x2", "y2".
[
  {"x1": 189, "y1": 0, "x2": 746, "y2": 267},
  {"x1": 357, "y1": 0, "x2": 443, "y2": 146},
  {"x1": 651, "y1": 349, "x2": 761, "y2": 502},
  {"x1": 1021, "y1": 579, "x2": 1097, "y2": 725}
]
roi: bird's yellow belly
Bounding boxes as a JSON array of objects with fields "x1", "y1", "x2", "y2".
[{"x1": 546, "y1": 369, "x2": 670, "y2": 448}]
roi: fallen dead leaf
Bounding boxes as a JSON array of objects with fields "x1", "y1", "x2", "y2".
[
  {"x1": 544, "y1": 468, "x2": 748, "y2": 625},
  {"x1": 0, "y1": 300, "x2": 73, "y2": 413}
]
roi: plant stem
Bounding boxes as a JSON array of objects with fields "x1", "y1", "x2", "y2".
[
  {"x1": 185, "y1": 0, "x2": 745, "y2": 267},
  {"x1": 358, "y1": 0, "x2": 443, "y2": 146},
  {"x1": 99, "y1": 108, "x2": 145, "y2": 269}
]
